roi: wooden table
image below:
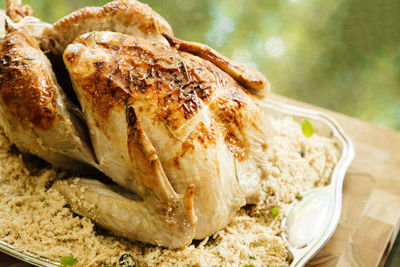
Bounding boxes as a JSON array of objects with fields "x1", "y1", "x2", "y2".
[{"x1": 1, "y1": 94, "x2": 400, "y2": 266}]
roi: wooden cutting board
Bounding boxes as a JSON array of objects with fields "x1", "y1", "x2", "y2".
[{"x1": 1, "y1": 94, "x2": 400, "y2": 267}]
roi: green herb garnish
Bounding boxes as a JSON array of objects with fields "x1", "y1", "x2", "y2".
[
  {"x1": 145, "y1": 187, "x2": 164, "y2": 203},
  {"x1": 234, "y1": 158, "x2": 239, "y2": 183},
  {"x1": 295, "y1": 192, "x2": 303, "y2": 201},
  {"x1": 301, "y1": 119, "x2": 314, "y2": 138},
  {"x1": 270, "y1": 207, "x2": 279, "y2": 217},
  {"x1": 163, "y1": 119, "x2": 183, "y2": 142},
  {"x1": 249, "y1": 255, "x2": 256, "y2": 260},
  {"x1": 243, "y1": 264, "x2": 255, "y2": 267},
  {"x1": 134, "y1": 70, "x2": 151, "y2": 81},
  {"x1": 60, "y1": 256, "x2": 77, "y2": 266},
  {"x1": 179, "y1": 58, "x2": 190, "y2": 81},
  {"x1": 299, "y1": 148, "x2": 306, "y2": 158}
]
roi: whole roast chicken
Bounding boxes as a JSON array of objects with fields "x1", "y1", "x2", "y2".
[{"x1": 0, "y1": 0, "x2": 271, "y2": 247}]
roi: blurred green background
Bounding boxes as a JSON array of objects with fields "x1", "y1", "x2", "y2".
[{"x1": 1, "y1": 0, "x2": 399, "y2": 131}]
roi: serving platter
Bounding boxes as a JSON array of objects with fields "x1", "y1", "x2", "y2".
[
  {"x1": 0, "y1": 99, "x2": 354, "y2": 267},
  {"x1": 261, "y1": 99, "x2": 355, "y2": 266}
]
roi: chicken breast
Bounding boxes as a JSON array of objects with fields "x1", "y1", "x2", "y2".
[{"x1": 58, "y1": 31, "x2": 271, "y2": 244}]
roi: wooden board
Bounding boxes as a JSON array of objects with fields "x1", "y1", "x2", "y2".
[{"x1": 1, "y1": 94, "x2": 400, "y2": 266}]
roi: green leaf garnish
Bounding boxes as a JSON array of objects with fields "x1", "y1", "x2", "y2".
[
  {"x1": 179, "y1": 58, "x2": 190, "y2": 81},
  {"x1": 243, "y1": 264, "x2": 255, "y2": 267},
  {"x1": 270, "y1": 207, "x2": 279, "y2": 217},
  {"x1": 60, "y1": 256, "x2": 77, "y2": 266},
  {"x1": 249, "y1": 255, "x2": 256, "y2": 260},
  {"x1": 301, "y1": 119, "x2": 314, "y2": 138},
  {"x1": 163, "y1": 119, "x2": 183, "y2": 142}
]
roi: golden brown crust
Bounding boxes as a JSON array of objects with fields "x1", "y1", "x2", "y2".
[
  {"x1": 164, "y1": 34, "x2": 270, "y2": 97},
  {"x1": 42, "y1": 0, "x2": 174, "y2": 54},
  {"x1": 0, "y1": 28, "x2": 57, "y2": 130},
  {"x1": 63, "y1": 31, "x2": 257, "y2": 160},
  {"x1": 64, "y1": 32, "x2": 214, "y2": 126}
]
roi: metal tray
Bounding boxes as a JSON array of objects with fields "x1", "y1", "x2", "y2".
[
  {"x1": 0, "y1": 99, "x2": 355, "y2": 267},
  {"x1": 261, "y1": 99, "x2": 355, "y2": 267}
]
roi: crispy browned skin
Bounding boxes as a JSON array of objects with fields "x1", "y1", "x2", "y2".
[
  {"x1": 42, "y1": 0, "x2": 174, "y2": 55},
  {"x1": 164, "y1": 34, "x2": 270, "y2": 97},
  {"x1": 0, "y1": 29, "x2": 57, "y2": 130},
  {"x1": 64, "y1": 31, "x2": 255, "y2": 158}
]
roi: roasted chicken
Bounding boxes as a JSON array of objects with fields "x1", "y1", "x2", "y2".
[
  {"x1": 0, "y1": 6, "x2": 96, "y2": 170},
  {"x1": 0, "y1": 0, "x2": 271, "y2": 248}
]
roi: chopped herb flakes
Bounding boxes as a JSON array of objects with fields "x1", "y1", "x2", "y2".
[
  {"x1": 179, "y1": 58, "x2": 190, "y2": 81},
  {"x1": 270, "y1": 207, "x2": 279, "y2": 217},
  {"x1": 234, "y1": 158, "x2": 239, "y2": 183},
  {"x1": 295, "y1": 192, "x2": 303, "y2": 201},
  {"x1": 299, "y1": 148, "x2": 306, "y2": 158},
  {"x1": 301, "y1": 119, "x2": 314, "y2": 138},
  {"x1": 134, "y1": 70, "x2": 150, "y2": 80},
  {"x1": 145, "y1": 187, "x2": 164, "y2": 203},
  {"x1": 163, "y1": 119, "x2": 183, "y2": 142},
  {"x1": 249, "y1": 255, "x2": 256, "y2": 260},
  {"x1": 60, "y1": 256, "x2": 77, "y2": 266}
]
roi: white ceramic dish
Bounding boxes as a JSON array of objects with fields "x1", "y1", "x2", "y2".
[{"x1": 0, "y1": 99, "x2": 355, "y2": 267}]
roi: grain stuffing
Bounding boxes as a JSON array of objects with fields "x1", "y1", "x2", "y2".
[{"x1": 0, "y1": 116, "x2": 340, "y2": 266}]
